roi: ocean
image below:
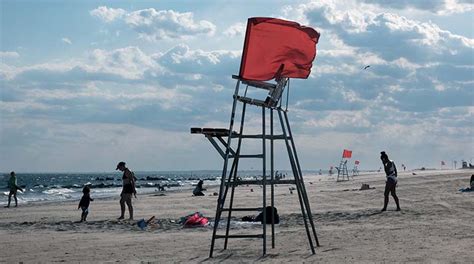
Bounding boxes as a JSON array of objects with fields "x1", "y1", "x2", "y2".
[{"x1": 0, "y1": 170, "x2": 304, "y2": 205}]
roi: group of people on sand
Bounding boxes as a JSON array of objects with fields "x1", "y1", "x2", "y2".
[
  {"x1": 4, "y1": 162, "x2": 138, "y2": 223},
  {"x1": 71, "y1": 161, "x2": 138, "y2": 222}
]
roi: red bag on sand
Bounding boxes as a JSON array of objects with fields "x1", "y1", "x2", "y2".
[{"x1": 184, "y1": 213, "x2": 209, "y2": 227}]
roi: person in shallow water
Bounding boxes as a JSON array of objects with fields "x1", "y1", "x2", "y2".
[
  {"x1": 116, "y1": 162, "x2": 136, "y2": 220},
  {"x1": 380, "y1": 151, "x2": 401, "y2": 211},
  {"x1": 5, "y1": 171, "x2": 24, "y2": 208}
]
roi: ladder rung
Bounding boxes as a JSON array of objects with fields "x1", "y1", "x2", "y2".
[
  {"x1": 236, "y1": 96, "x2": 267, "y2": 107},
  {"x1": 221, "y1": 207, "x2": 262, "y2": 212},
  {"x1": 238, "y1": 134, "x2": 289, "y2": 140},
  {"x1": 232, "y1": 75, "x2": 276, "y2": 91},
  {"x1": 215, "y1": 234, "x2": 264, "y2": 239},
  {"x1": 230, "y1": 154, "x2": 263, "y2": 159},
  {"x1": 226, "y1": 179, "x2": 296, "y2": 186}
]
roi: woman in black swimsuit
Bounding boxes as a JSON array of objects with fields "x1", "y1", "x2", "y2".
[{"x1": 116, "y1": 161, "x2": 136, "y2": 220}]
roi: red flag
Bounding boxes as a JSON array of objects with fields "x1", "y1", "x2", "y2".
[
  {"x1": 239, "y1": 17, "x2": 320, "y2": 81},
  {"x1": 355, "y1": 160, "x2": 360, "y2": 165},
  {"x1": 342, "y1": 149, "x2": 352, "y2": 159}
]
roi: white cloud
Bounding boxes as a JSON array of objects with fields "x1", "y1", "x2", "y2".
[
  {"x1": 61, "y1": 37, "x2": 72, "y2": 45},
  {"x1": 223, "y1": 22, "x2": 246, "y2": 37},
  {"x1": 87, "y1": 46, "x2": 161, "y2": 79},
  {"x1": 360, "y1": 0, "x2": 474, "y2": 15},
  {"x1": 0, "y1": 51, "x2": 20, "y2": 58},
  {"x1": 2, "y1": 46, "x2": 163, "y2": 81},
  {"x1": 157, "y1": 44, "x2": 240, "y2": 76},
  {"x1": 90, "y1": 6, "x2": 216, "y2": 41},
  {"x1": 90, "y1": 6, "x2": 126, "y2": 22}
]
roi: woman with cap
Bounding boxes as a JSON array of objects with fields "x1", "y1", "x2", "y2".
[
  {"x1": 380, "y1": 151, "x2": 401, "y2": 211},
  {"x1": 116, "y1": 161, "x2": 136, "y2": 220}
]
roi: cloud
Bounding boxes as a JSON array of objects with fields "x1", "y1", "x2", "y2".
[
  {"x1": 0, "y1": 45, "x2": 240, "y2": 136},
  {"x1": 157, "y1": 44, "x2": 240, "y2": 76},
  {"x1": 90, "y1": 6, "x2": 216, "y2": 41},
  {"x1": 90, "y1": 6, "x2": 126, "y2": 22},
  {"x1": 281, "y1": 2, "x2": 473, "y2": 112},
  {"x1": 361, "y1": 0, "x2": 474, "y2": 15},
  {"x1": 0, "y1": 51, "x2": 20, "y2": 58},
  {"x1": 2, "y1": 46, "x2": 163, "y2": 82},
  {"x1": 2, "y1": 1, "x2": 473, "y2": 170},
  {"x1": 223, "y1": 22, "x2": 246, "y2": 37},
  {"x1": 61, "y1": 37, "x2": 72, "y2": 45}
]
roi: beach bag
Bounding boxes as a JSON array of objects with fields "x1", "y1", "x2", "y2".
[
  {"x1": 183, "y1": 212, "x2": 209, "y2": 227},
  {"x1": 255, "y1": 206, "x2": 280, "y2": 224}
]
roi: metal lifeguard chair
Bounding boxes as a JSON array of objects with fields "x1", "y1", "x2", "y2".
[
  {"x1": 336, "y1": 149, "x2": 352, "y2": 181},
  {"x1": 352, "y1": 160, "x2": 360, "y2": 176},
  {"x1": 191, "y1": 17, "x2": 320, "y2": 257}
]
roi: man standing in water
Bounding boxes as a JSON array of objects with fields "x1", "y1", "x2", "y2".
[
  {"x1": 380, "y1": 151, "x2": 401, "y2": 211},
  {"x1": 116, "y1": 162, "x2": 136, "y2": 220},
  {"x1": 6, "y1": 171, "x2": 23, "y2": 208}
]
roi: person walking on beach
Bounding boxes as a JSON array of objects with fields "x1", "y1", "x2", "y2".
[
  {"x1": 5, "y1": 171, "x2": 23, "y2": 208},
  {"x1": 78, "y1": 185, "x2": 94, "y2": 222},
  {"x1": 116, "y1": 161, "x2": 136, "y2": 220},
  {"x1": 380, "y1": 151, "x2": 401, "y2": 211}
]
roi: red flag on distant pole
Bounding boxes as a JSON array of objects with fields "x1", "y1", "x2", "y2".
[
  {"x1": 239, "y1": 17, "x2": 320, "y2": 81},
  {"x1": 342, "y1": 149, "x2": 352, "y2": 159},
  {"x1": 355, "y1": 160, "x2": 360, "y2": 165}
]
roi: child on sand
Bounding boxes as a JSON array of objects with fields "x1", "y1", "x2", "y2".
[
  {"x1": 5, "y1": 171, "x2": 24, "y2": 208},
  {"x1": 78, "y1": 185, "x2": 94, "y2": 222}
]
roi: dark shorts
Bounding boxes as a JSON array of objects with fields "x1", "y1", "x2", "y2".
[
  {"x1": 122, "y1": 184, "x2": 134, "y2": 194},
  {"x1": 81, "y1": 206, "x2": 89, "y2": 213},
  {"x1": 120, "y1": 193, "x2": 133, "y2": 205},
  {"x1": 384, "y1": 179, "x2": 397, "y2": 195}
]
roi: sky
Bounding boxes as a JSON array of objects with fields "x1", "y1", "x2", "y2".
[{"x1": 1, "y1": 0, "x2": 473, "y2": 172}]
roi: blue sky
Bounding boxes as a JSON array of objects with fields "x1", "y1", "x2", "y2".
[{"x1": 1, "y1": 0, "x2": 473, "y2": 172}]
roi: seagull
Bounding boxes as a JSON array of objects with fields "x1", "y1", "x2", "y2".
[{"x1": 363, "y1": 65, "x2": 370, "y2": 70}]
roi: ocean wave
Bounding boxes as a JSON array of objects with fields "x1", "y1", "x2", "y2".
[{"x1": 42, "y1": 188, "x2": 75, "y2": 198}]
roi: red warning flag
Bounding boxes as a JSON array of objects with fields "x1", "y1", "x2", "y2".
[
  {"x1": 239, "y1": 17, "x2": 320, "y2": 81},
  {"x1": 342, "y1": 149, "x2": 352, "y2": 159},
  {"x1": 355, "y1": 160, "x2": 360, "y2": 165}
]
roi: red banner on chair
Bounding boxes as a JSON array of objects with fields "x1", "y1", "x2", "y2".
[
  {"x1": 239, "y1": 17, "x2": 320, "y2": 81},
  {"x1": 342, "y1": 149, "x2": 352, "y2": 159}
]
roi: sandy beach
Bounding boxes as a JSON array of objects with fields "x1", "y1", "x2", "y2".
[{"x1": 1, "y1": 170, "x2": 473, "y2": 263}]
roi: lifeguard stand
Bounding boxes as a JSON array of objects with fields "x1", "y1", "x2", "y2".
[
  {"x1": 191, "y1": 17, "x2": 319, "y2": 257},
  {"x1": 191, "y1": 75, "x2": 319, "y2": 257},
  {"x1": 352, "y1": 160, "x2": 360, "y2": 176},
  {"x1": 336, "y1": 149, "x2": 352, "y2": 181}
]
